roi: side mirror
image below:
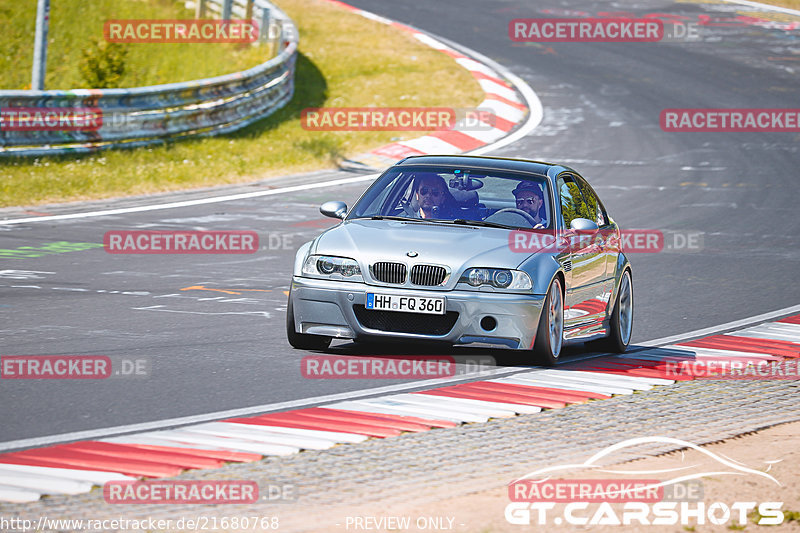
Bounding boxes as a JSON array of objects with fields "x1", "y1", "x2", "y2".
[
  {"x1": 570, "y1": 218, "x2": 599, "y2": 232},
  {"x1": 320, "y1": 200, "x2": 348, "y2": 220}
]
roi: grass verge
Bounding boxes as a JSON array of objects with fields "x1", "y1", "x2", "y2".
[
  {"x1": 0, "y1": 0, "x2": 271, "y2": 90},
  {"x1": 0, "y1": 0, "x2": 485, "y2": 207}
]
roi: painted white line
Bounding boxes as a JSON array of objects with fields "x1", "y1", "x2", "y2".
[
  {"x1": 0, "y1": 174, "x2": 378, "y2": 226},
  {"x1": 721, "y1": 0, "x2": 800, "y2": 16},
  {"x1": 0, "y1": 366, "x2": 522, "y2": 452},
  {"x1": 736, "y1": 322, "x2": 800, "y2": 338},
  {"x1": 730, "y1": 330, "x2": 800, "y2": 342},
  {"x1": 640, "y1": 304, "x2": 800, "y2": 346}
]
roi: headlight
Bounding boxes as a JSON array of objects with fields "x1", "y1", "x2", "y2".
[
  {"x1": 302, "y1": 255, "x2": 363, "y2": 281},
  {"x1": 460, "y1": 268, "x2": 532, "y2": 291}
]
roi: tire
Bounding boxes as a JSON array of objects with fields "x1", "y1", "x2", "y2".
[
  {"x1": 286, "y1": 292, "x2": 332, "y2": 351},
  {"x1": 593, "y1": 269, "x2": 633, "y2": 353},
  {"x1": 533, "y1": 277, "x2": 564, "y2": 366}
]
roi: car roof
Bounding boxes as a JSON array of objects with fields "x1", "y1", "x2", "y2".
[{"x1": 394, "y1": 155, "x2": 574, "y2": 181}]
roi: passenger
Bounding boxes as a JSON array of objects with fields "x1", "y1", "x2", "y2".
[{"x1": 512, "y1": 181, "x2": 547, "y2": 228}]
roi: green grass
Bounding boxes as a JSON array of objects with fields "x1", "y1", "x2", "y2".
[
  {"x1": 0, "y1": 0, "x2": 485, "y2": 207},
  {"x1": 0, "y1": 0, "x2": 271, "y2": 90}
]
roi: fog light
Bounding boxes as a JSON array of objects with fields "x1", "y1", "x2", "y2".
[{"x1": 480, "y1": 316, "x2": 497, "y2": 331}]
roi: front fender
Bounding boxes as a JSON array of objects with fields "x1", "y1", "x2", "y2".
[
  {"x1": 293, "y1": 241, "x2": 313, "y2": 277},
  {"x1": 518, "y1": 253, "x2": 563, "y2": 296}
]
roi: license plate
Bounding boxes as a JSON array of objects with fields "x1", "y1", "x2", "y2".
[{"x1": 365, "y1": 293, "x2": 445, "y2": 315}]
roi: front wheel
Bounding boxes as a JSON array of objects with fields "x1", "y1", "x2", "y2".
[
  {"x1": 286, "y1": 293, "x2": 332, "y2": 351},
  {"x1": 533, "y1": 277, "x2": 564, "y2": 366}
]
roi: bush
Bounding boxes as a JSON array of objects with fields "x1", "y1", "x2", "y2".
[{"x1": 79, "y1": 39, "x2": 127, "y2": 88}]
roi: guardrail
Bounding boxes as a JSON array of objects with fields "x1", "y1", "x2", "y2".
[{"x1": 0, "y1": 0, "x2": 297, "y2": 157}]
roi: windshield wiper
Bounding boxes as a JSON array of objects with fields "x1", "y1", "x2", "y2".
[
  {"x1": 450, "y1": 219, "x2": 516, "y2": 229},
  {"x1": 369, "y1": 215, "x2": 426, "y2": 222}
]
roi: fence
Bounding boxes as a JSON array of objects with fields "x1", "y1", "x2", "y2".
[{"x1": 0, "y1": 0, "x2": 298, "y2": 157}]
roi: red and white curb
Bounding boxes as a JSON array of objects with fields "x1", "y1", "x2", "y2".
[
  {"x1": 327, "y1": 0, "x2": 534, "y2": 170},
  {"x1": 1, "y1": 313, "x2": 798, "y2": 503}
]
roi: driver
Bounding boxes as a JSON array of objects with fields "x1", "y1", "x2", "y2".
[
  {"x1": 512, "y1": 181, "x2": 547, "y2": 228},
  {"x1": 403, "y1": 174, "x2": 456, "y2": 219}
]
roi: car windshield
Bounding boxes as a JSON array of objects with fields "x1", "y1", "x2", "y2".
[{"x1": 347, "y1": 166, "x2": 552, "y2": 229}]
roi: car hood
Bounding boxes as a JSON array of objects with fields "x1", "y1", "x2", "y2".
[{"x1": 313, "y1": 219, "x2": 528, "y2": 281}]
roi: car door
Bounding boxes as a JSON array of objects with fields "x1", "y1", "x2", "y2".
[
  {"x1": 574, "y1": 174, "x2": 617, "y2": 313},
  {"x1": 556, "y1": 173, "x2": 607, "y2": 330}
]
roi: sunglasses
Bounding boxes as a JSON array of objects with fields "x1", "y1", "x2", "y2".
[
  {"x1": 419, "y1": 187, "x2": 443, "y2": 197},
  {"x1": 516, "y1": 197, "x2": 540, "y2": 205}
]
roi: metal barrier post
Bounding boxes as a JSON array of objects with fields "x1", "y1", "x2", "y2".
[
  {"x1": 31, "y1": 0, "x2": 50, "y2": 90},
  {"x1": 259, "y1": 7, "x2": 271, "y2": 43},
  {"x1": 221, "y1": 0, "x2": 233, "y2": 20},
  {"x1": 245, "y1": 0, "x2": 254, "y2": 22},
  {"x1": 195, "y1": 0, "x2": 206, "y2": 18}
]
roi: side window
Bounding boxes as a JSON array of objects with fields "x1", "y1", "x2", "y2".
[
  {"x1": 557, "y1": 175, "x2": 593, "y2": 228},
  {"x1": 575, "y1": 177, "x2": 607, "y2": 227}
]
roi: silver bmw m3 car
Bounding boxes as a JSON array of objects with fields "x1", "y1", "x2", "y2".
[{"x1": 286, "y1": 155, "x2": 633, "y2": 364}]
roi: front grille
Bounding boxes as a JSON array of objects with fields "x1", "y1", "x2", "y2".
[
  {"x1": 410, "y1": 264, "x2": 447, "y2": 286},
  {"x1": 353, "y1": 305, "x2": 459, "y2": 335},
  {"x1": 372, "y1": 262, "x2": 407, "y2": 284}
]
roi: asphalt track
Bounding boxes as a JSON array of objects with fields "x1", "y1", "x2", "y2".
[{"x1": 1, "y1": 0, "x2": 799, "y2": 447}]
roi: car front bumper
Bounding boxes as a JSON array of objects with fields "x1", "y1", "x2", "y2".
[{"x1": 290, "y1": 276, "x2": 546, "y2": 350}]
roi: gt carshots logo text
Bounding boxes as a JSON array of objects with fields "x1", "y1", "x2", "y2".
[{"x1": 506, "y1": 436, "x2": 785, "y2": 527}]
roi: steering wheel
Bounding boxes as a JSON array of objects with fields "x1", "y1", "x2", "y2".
[{"x1": 488, "y1": 208, "x2": 541, "y2": 228}]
